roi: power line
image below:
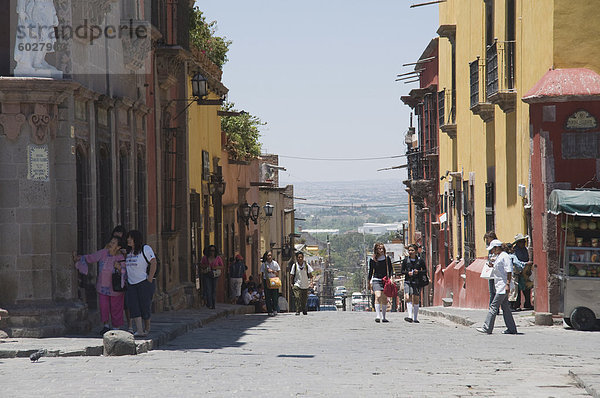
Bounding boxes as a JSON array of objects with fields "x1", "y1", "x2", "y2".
[
  {"x1": 298, "y1": 202, "x2": 409, "y2": 208},
  {"x1": 278, "y1": 154, "x2": 405, "y2": 161}
]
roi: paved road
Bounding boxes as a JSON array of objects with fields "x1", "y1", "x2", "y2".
[{"x1": 1, "y1": 311, "x2": 597, "y2": 397}]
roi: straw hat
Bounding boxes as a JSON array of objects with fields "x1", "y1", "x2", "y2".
[{"x1": 513, "y1": 233, "x2": 528, "y2": 243}]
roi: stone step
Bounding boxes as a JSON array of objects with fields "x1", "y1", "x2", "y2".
[{"x1": 9, "y1": 324, "x2": 66, "y2": 338}]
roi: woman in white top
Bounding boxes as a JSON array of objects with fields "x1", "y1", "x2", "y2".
[
  {"x1": 125, "y1": 230, "x2": 157, "y2": 337},
  {"x1": 260, "y1": 251, "x2": 281, "y2": 316},
  {"x1": 477, "y1": 240, "x2": 518, "y2": 335}
]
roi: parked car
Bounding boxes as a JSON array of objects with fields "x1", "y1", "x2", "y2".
[
  {"x1": 320, "y1": 305, "x2": 337, "y2": 311},
  {"x1": 351, "y1": 292, "x2": 371, "y2": 311}
]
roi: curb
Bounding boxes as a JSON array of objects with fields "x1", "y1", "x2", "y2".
[
  {"x1": 0, "y1": 305, "x2": 255, "y2": 358},
  {"x1": 419, "y1": 308, "x2": 476, "y2": 326},
  {"x1": 570, "y1": 370, "x2": 600, "y2": 398}
]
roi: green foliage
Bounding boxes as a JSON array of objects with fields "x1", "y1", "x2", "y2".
[
  {"x1": 189, "y1": 7, "x2": 232, "y2": 69},
  {"x1": 221, "y1": 102, "x2": 264, "y2": 161}
]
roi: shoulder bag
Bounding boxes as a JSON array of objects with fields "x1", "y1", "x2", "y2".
[
  {"x1": 417, "y1": 259, "x2": 429, "y2": 287},
  {"x1": 383, "y1": 257, "x2": 398, "y2": 298},
  {"x1": 112, "y1": 269, "x2": 125, "y2": 292}
]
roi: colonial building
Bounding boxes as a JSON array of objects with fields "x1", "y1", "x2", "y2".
[
  {"x1": 431, "y1": 0, "x2": 600, "y2": 311},
  {"x1": 401, "y1": 38, "x2": 440, "y2": 306}
]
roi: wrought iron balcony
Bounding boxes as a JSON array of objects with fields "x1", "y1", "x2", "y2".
[
  {"x1": 486, "y1": 40, "x2": 516, "y2": 113},
  {"x1": 438, "y1": 89, "x2": 456, "y2": 138},
  {"x1": 469, "y1": 57, "x2": 494, "y2": 122}
]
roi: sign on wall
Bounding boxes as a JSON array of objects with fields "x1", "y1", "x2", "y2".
[
  {"x1": 566, "y1": 110, "x2": 598, "y2": 130},
  {"x1": 27, "y1": 144, "x2": 49, "y2": 181}
]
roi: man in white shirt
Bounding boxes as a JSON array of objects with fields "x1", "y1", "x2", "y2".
[
  {"x1": 477, "y1": 240, "x2": 518, "y2": 335},
  {"x1": 290, "y1": 252, "x2": 314, "y2": 315}
]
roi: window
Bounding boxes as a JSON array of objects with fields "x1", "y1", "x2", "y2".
[
  {"x1": 164, "y1": 127, "x2": 179, "y2": 232},
  {"x1": 76, "y1": 147, "x2": 90, "y2": 254},
  {"x1": 202, "y1": 150, "x2": 210, "y2": 181},
  {"x1": 485, "y1": 182, "x2": 495, "y2": 232},
  {"x1": 505, "y1": 0, "x2": 516, "y2": 90},
  {"x1": 136, "y1": 147, "x2": 146, "y2": 234},
  {"x1": 119, "y1": 147, "x2": 130, "y2": 227},
  {"x1": 97, "y1": 145, "x2": 113, "y2": 248},
  {"x1": 463, "y1": 181, "x2": 475, "y2": 264}
]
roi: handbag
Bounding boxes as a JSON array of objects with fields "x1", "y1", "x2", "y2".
[
  {"x1": 418, "y1": 271, "x2": 430, "y2": 288},
  {"x1": 480, "y1": 264, "x2": 494, "y2": 279},
  {"x1": 383, "y1": 276, "x2": 398, "y2": 298},
  {"x1": 211, "y1": 268, "x2": 222, "y2": 278},
  {"x1": 267, "y1": 276, "x2": 282, "y2": 289},
  {"x1": 112, "y1": 270, "x2": 125, "y2": 292}
]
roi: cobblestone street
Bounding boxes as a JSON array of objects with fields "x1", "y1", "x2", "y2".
[{"x1": 1, "y1": 310, "x2": 598, "y2": 397}]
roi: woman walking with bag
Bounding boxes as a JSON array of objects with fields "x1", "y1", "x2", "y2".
[
  {"x1": 261, "y1": 251, "x2": 281, "y2": 316},
  {"x1": 368, "y1": 243, "x2": 394, "y2": 323},
  {"x1": 401, "y1": 244, "x2": 426, "y2": 323},
  {"x1": 200, "y1": 245, "x2": 223, "y2": 309}
]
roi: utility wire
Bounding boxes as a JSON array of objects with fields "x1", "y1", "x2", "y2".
[
  {"x1": 278, "y1": 154, "x2": 405, "y2": 161},
  {"x1": 299, "y1": 202, "x2": 409, "y2": 208}
]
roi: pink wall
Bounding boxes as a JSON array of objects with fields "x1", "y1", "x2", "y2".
[{"x1": 433, "y1": 258, "x2": 490, "y2": 308}]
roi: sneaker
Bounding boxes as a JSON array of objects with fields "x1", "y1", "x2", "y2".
[
  {"x1": 375, "y1": 318, "x2": 381, "y2": 323},
  {"x1": 127, "y1": 327, "x2": 134, "y2": 334},
  {"x1": 404, "y1": 317, "x2": 413, "y2": 323},
  {"x1": 502, "y1": 329, "x2": 517, "y2": 335},
  {"x1": 302, "y1": 311, "x2": 307, "y2": 315},
  {"x1": 382, "y1": 319, "x2": 389, "y2": 323},
  {"x1": 99, "y1": 326, "x2": 110, "y2": 335},
  {"x1": 413, "y1": 319, "x2": 420, "y2": 323},
  {"x1": 133, "y1": 331, "x2": 147, "y2": 338},
  {"x1": 476, "y1": 327, "x2": 491, "y2": 334}
]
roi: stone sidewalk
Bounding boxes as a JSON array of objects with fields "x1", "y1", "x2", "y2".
[
  {"x1": 0, "y1": 304, "x2": 254, "y2": 359},
  {"x1": 420, "y1": 306, "x2": 600, "y2": 398}
]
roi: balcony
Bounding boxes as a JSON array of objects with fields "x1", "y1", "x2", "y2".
[
  {"x1": 469, "y1": 58, "x2": 494, "y2": 123},
  {"x1": 486, "y1": 40, "x2": 517, "y2": 113},
  {"x1": 438, "y1": 89, "x2": 456, "y2": 138}
]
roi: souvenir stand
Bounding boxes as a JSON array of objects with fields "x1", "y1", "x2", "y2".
[{"x1": 549, "y1": 190, "x2": 600, "y2": 330}]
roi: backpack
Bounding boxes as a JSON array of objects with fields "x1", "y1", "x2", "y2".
[
  {"x1": 142, "y1": 244, "x2": 160, "y2": 278},
  {"x1": 307, "y1": 295, "x2": 319, "y2": 311}
]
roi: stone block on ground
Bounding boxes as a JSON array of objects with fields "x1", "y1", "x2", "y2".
[
  {"x1": 535, "y1": 312, "x2": 554, "y2": 326},
  {"x1": 103, "y1": 330, "x2": 136, "y2": 356}
]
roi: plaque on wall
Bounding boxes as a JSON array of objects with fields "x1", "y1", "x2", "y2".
[
  {"x1": 566, "y1": 110, "x2": 598, "y2": 130},
  {"x1": 28, "y1": 144, "x2": 49, "y2": 181}
]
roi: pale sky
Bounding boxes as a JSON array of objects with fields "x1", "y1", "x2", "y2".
[{"x1": 195, "y1": 1, "x2": 439, "y2": 183}]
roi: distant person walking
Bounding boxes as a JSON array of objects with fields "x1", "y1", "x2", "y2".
[
  {"x1": 368, "y1": 242, "x2": 394, "y2": 323},
  {"x1": 200, "y1": 245, "x2": 223, "y2": 309},
  {"x1": 261, "y1": 251, "x2": 281, "y2": 316},
  {"x1": 229, "y1": 254, "x2": 247, "y2": 304},
  {"x1": 477, "y1": 240, "x2": 518, "y2": 335},
  {"x1": 401, "y1": 244, "x2": 426, "y2": 323},
  {"x1": 290, "y1": 252, "x2": 314, "y2": 315},
  {"x1": 513, "y1": 234, "x2": 534, "y2": 310}
]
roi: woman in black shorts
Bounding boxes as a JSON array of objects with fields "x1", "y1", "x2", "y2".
[{"x1": 401, "y1": 244, "x2": 426, "y2": 323}]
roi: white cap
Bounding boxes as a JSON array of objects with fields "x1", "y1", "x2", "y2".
[{"x1": 486, "y1": 239, "x2": 503, "y2": 251}]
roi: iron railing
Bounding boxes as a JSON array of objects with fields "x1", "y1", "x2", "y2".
[{"x1": 486, "y1": 40, "x2": 516, "y2": 99}]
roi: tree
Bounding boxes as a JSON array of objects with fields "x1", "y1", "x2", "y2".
[
  {"x1": 189, "y1": 7, "x2": 232, "y2": 69},
  {"x1": 221, "y1": 102, "x2": 264, "y2": 161}
]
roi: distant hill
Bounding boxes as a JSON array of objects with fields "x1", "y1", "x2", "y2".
[{"x1": 289, "y1": 179, "x2": 409, "y2": 233}]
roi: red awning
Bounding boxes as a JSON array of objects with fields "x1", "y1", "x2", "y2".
[{"x1": 522, "y1": 68, "x2": 600, "y2": 103}]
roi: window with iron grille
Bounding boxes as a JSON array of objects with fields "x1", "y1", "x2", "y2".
[
  {"x1": 485, "y1": 182, "x2": 495, "y2": 232},
  {"x1": 438, "y1": 90, "x2": 445, "y2": 127},
  {"x1": 164, "y1": 127, "x2": 183, "y2": 232},
  {"x1": 486, "y1": 41, "x2": 499, "y2": 98},
  {"x1": 469, "y1": 59, "x2": 479, "y2": 108},
  {"x1": 463, "y1": 181, "x2": 476, "y2": 264},
  {"x1": 136, "y1": 147, "x2": 147, "y2": 235},
  {"x1": 202, "y1": 150, "x2": 210, "y2": 181},
  {"x1": 455, "y1": 184, "x2": 462, "y2": 260},
  {"x1": 506, "y1": 0, "x2": 516, "y2": 90}
]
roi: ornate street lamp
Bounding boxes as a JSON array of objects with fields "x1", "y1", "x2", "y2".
[
  {"x1": 263, "y1": 201, "x2": 274, "y2": 217},
  {"x1": 249, "y1": 202, "x2": 260, "y2": 224},
  {"x1": 208, "y1": 173, "x2": 226, "y2": 196},
  {"x1": 191, "y1": 73, "x2": 208, "y2": 100}
]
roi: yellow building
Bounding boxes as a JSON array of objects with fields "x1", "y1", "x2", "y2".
[
  {"x1": 434, "y1": 0, "x2": 600, "y2": 308},
  {"x1": 187, "y1": 51, "x2": 229, "y2": 303}
]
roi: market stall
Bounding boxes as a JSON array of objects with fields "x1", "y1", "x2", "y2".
[{"x1": 548, "y1": 189, "x2": 600, "y2": 330}]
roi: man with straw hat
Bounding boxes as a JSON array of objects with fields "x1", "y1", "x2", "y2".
[{"x1": 513, "y1": 234, "x2": 534, "y2": 310}]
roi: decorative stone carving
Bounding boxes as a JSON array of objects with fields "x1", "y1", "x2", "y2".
[
  {"x1": 156, "y1": 48, "x2": 185, "y2": 90},
  {"x1": 0, "y1": 103, "x2": 26, "y2": 140},
  {"x1": 28, "y1": 104, "x2": 58, "y2": 144},
  {"x1": 121, "y1": 20, "x2": 152, "y2": 71},
  {"x1": 14, "y1": 0, "x2": 63, "y2": 78}
]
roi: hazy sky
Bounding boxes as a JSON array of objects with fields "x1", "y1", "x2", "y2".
[{"x1": 196, "y1": 1, "x2": 439, "y2": 183}]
